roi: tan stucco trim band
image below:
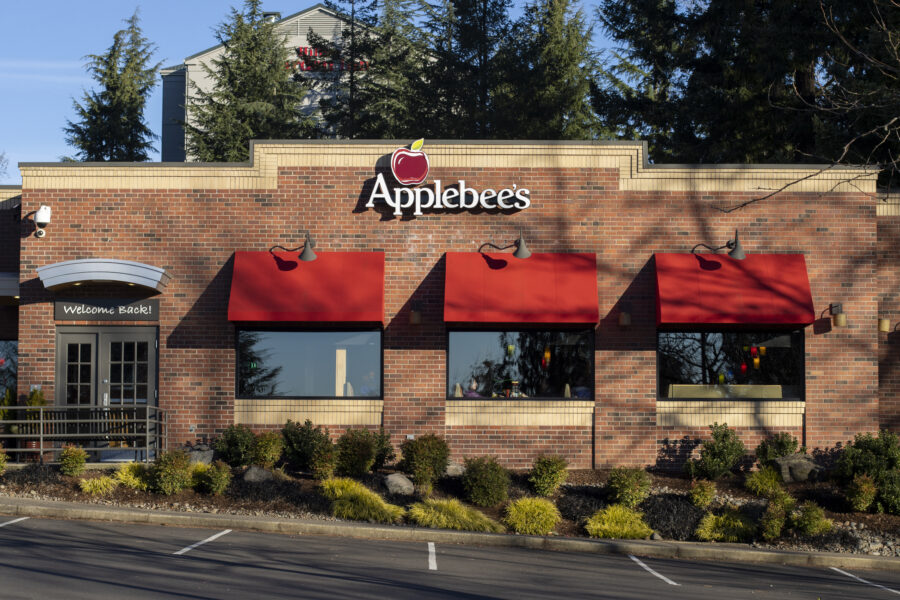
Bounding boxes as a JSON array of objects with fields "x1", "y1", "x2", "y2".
[
  {"x1": 234, "y1": 398, "x2": 383, "y2": 426},
  {"x1": 445, "y1": 399, "x2": 594, "y2": 427},
  {"x1": 656, "y1": 400, "x2": 805, "y2": 428}
]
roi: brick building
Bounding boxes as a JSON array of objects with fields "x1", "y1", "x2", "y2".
[{"x1": 0, "y1": 140, "x2": 895, "y2": 468}]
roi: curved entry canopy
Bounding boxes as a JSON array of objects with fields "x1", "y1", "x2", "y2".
[{"x1": 37, "y1": 259, "x2": 172, "y2": 292}]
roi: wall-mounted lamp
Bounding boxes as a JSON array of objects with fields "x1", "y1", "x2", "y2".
[
  {"x1": 478, "y1": 231, "x2": 531, "y2": 259},
  {"x1": 618, "y1": 302, "x2": 632, "y2": 327},
  {"x1": 409, "y1": 300, "x2": 423, "y2": 325},
  {"x1": 830, "y1": 303, "x2": 847, "y2": 328},
  {"x1": 271, "y1": 232, "x2": 318, "y2": 262},
  {"x1": 691, "y1": 229, "x2": 746, "y2": 260},
  {"x1": 33, "y1": 205, "x2": 52, "y2": 238},
  {"x1": 879, "y1": 318, "x2": 892, "y2": 333}
]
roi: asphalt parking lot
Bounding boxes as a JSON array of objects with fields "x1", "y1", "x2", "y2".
[{"x1": 0, "y1": 515, "x2": 898, "y2": 599}]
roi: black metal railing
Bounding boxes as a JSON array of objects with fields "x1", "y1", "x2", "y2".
[{"x1": 0, "y1": 406, "x2": 166, "y2": 463}]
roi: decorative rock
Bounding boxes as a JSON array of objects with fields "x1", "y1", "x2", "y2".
[
  {"x1": 384, "y1": 472, "x2": 415, "y2": 495},
  {"x1": 651, "y1": 532, "x2": 663, "y2": 540},
  {"x1": 445, "y1": 461, "x2": 464, "y2": 477},
  {"x1": 243, "y1": 465, "x2": 274, "y2": 483},
  {"x1": 773, "y1": 453, "x2": 825, "y2": 483}
]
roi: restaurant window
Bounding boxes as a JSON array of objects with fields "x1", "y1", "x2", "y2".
[
  {"x1": 0, "y1": 340, "x2": 16, "y2": 400},
  {"x1": 448, "y1": 330, "x2": 593, "y2": 399},
  {"x1": 236, "y1": 330, "x2": 381, "y2": 398},
  {"x1": 657, "y1": 331, "x2": 804, "y2": 400}
]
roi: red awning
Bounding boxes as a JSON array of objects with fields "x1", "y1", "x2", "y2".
[
  {"x1": 228, "y1": 251, "x2": 385, "y2": 323},
  {"x1": 444, "y1": 252, "x2": 599, "y2": 324},
  {"x1": 655, "y1": 253, "x2": 815, "y2": 326}
]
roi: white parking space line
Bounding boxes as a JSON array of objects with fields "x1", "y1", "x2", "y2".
[
  {"x1": 831, "y1": 567, "x2": 900, "y2": 596},
  {"x1": 173, "y1": 529, "x2": 232, "y2": 556},
  {"x1": 427, "y1": 542, "x2": 437, "y2": 571},
  {"x1": 628, "y1": 555, "x2": 679, "y2": 586},
  {"x1": 0, "y1": 517, "x2": 29, "y2": 528}
]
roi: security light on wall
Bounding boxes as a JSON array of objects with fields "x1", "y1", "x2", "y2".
[
  {"x1": 478, "y1": 231, "x2": 532, "y2": 259},
  {"x1": 33, "y1": 205, "x2": 51, "y2": 238},
  {"x1": 691, "y1": 229, "x2": 746, "y2": 260}
]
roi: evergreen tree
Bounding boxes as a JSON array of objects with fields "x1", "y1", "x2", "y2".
[
  {"x1": 185, "y1": 0, "x2": 316, "y2": 162},
  {"x1": 64, "y1": 11, "x2": 160, "y2": 161}
]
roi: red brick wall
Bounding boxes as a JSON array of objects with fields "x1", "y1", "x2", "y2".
[
  {"x1": 878, "y1": 217, "x2": 900, "y2": 433},
  {"x1": 16, "y1": 161, "x2": 880, "y2": 467}
]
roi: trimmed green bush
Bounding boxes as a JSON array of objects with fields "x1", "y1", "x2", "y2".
[
  {"x1": 310, "y1": 441, "x2": 336, "y2": 480},
  {"x1": 399, "y1": 434, "x2": 450, "y2": 495},
  {"x1": 462, "y1": 456, "x2": 510, "y2": 507},
  {"x1": 150, "y1": 450, "x2": 192, "y2": 495},
  {"x1": 336, "y1": 428, "x2": 377, "y2": 477},
  {"x1": 791, "y1": 501, "x2": 832, "y2": 536},
  {"x1": 529, "y1": 455, "x2": 568, "y2": 497},
  {"x1": 755, "y1": 432, "x2": 799, "y2": 467},
  {"x1": 194, "y1": 460, "x2": 232, "y2": 495},
  {"x1": 835, "y1": 430, "x2": 900, "y2": 484},
  {"x1": 847, "y1": 474, "x2": 877, "y2": 512},
  {"x1": 372, "y1": 428, "x2": 396, "y2": 471},
  {"x1": 115, "y1": 462, "x2": 149, "y2": 491},
  {"x1": 282, "y1": 419, "x2": 332, "y2": 472},
  {"x1": 744, "y1": 465, "x2": 783, "y2": 499},
  {"x1": 79, "y1": 475, "x2": 119, "y2": 496},
  {"x1": 0, "y1": 445, "x2": 7, "y2": 477},
  {"x1": 686, "y1": 423, "x2": 746, "y2": 480},
  {"x1": 320, "y1": 478, "x2": 405, "y2": 523},
  {"x1": 59, "y1": 444, "x2": 88, "y2": 477},
  {"x1": 695, "y1": 508, "x2": 756, "y2": 542},
  {"x1": 408, "y1": 498, "x2": 504, "y2": 533},
  {"x1": 585, "y1": 504, "x2": 653, "y2": 539},
  {"x1": 760, "y1": 503, "x2": 787, "y2": 541},
  {"x1": 504, "y1": 497, "x2": 561, "y2": 535},
  {"x1": 688, "y1": 480, "x2": 716, "y2": 509},
  {"x1": 877, "y1": 469, "x2": 900, "y2": 515},
  {"x1": 214, "y1": 424, "x2": 256, "y2": 467},
  {"x1": 251, "y1": 431, "x2": 284, "y2": 469},
  {"x1": 607, "y1": 467, "x2": 651, "y2": 508}
]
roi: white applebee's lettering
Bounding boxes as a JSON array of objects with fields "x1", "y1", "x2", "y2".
[{"x1": 366, "y1": 173, "x2": 531, "y2": 216}]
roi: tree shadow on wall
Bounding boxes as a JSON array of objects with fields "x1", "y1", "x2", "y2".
[
  {"x1": 655, "y1": 436, "x2": 701, "y2": 472},
  {"x1": 384, "y1": 255, "x2": 446, "y2": 351},
  {"x1": 166, "y1": 255, "x2": 234, "y2": 350},
  {"x1": 597, "y1": 257, "x2": 657, "y2": 352}
]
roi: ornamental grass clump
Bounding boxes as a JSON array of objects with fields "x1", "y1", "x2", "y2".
[
  {"x1": 399, "y1": 434, "x2": 450, "y2": 495},
  {"x1": 585, "y1": 505, "x2": 653, "y2": 539},
  {"x1": 504, "y1": 497, "x2": 561, "y2": 535},
  {"x1": 688, "y1": 480, "x2": 716, "y2": 509},
  {"x1": 686, "y1": 423, "x2": 746, "y2": 480},
  {"x1": 251, "y1": 431, "x2": 283, "y2": 469},
  {"x1": 791, "y1": 500, "x2": 832, "y2": 536},
  {"x1": 79, "y1": 475, "x2": 119, "y2": 496},
  {"x1": 115, "y1": 462, "x2": 149, "y2": 491},
  {"x1": 0, "y1": 446, "x2": 7, "y2": 477},
  {"x1": 336, "y1": 428, "x2": 377, "y2": 477},
  {"x1": 528, "y1": 455, "x2": 568, "y2": 497},
  {"x1": 408, "y1": 498, "x2": 504, "y2": 533},
  {"x1": 320, "y1": 477, "x2": 405, "y2": 524},
  {"x1": 607, "y1": 467, "x2": 651, "y2": 508},
  {"x1": 58, "y1": 444, "x2": 88, "y2": 477},
  {"x1": 150, "y1": 450, "x2": 192, "y2": 495},
  {"x1": 462, "y1": 456, "x2": 510, "y2": 507},
  {"x1": 760, "y1": 502, "x2": 788, "y2": 541},
  {"x1": 695, "y1": 507, "x2": 756, "y2": 542},
  {"x1": 846, "y1": 474, "x2": 878, "y2": 512},
  {"x1": 744, "y1": 465, "x2": 784, "y2": 499}
]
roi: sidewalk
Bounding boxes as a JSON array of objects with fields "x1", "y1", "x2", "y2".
[{"x1": 0, "y1": 495, "x2": 897, "y2": 572}]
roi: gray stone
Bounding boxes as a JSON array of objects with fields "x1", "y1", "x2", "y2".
[
  {"x1": 445, "y1": 461, "x2": 464, "y2": 477},
  {"x1": 187, "y1": 450, "x2": 214, "y2": 465},
  {"x1": 651, "y1": 532, "x2": 662, "y2": 541},
  {"x1": 384, "y1": 472, "x2": 415, "y2": 495},
  {"x1": 243, "y1": 465, "x2": 274, "y2": 483},
  {"x1": 774, "y1": 453, "x2": 825, "y2": 483}
]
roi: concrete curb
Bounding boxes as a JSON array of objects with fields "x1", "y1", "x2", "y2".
[{"x1": 0, "y1": 496, "x2": 898, "y2": 572}]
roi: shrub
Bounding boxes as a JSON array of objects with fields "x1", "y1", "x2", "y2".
[
  {"x1": 58, "y1": 445, "x2": 88, "y2": 477},
  {"x1": 408, "y1": 498, "x2": 504, "y2": 533},
  {"x1": 310, "y1": 441, "x2": 336, "y2": 480},
  {"x1": 214, "y1": 424, "x2": 256, "y2": 467},
  {"x1": 847, "y1": 474, "x2": 878, "y2": 512},
  {"x1": 688, "y1": 480, "x2": 716, "y2": 509},
  {"x1": 194, "y1": 461, "x2": 232, "y2": 495},
  {"x1": 791, "y1": 501, "x2": 832, "y2": 536},
  {"x1": 251, "y1": 432, "x2": 284, "y2": 469},
  {"x1": 372, "y1": 428, "x2": 396, "y2": 471},
  {"x1": 282, "y1": 419, "x2": 332, "y2": 472},
  {"x1": 640, "y1": 493, "x2": 706, "y2": 541},
  {"x1": 760, "y1": 503, "x2": 787, "y2": 541},
  {"x1": 115, "y1": 462, "x2": 150, "y2": 491},
  {"x1": 150, "y1": 450, "x2": 193, "y2": 495},
  {"x1": 336, "y1": 429, "x2": 377, "y2": 477},
  {"x1": 585, "y1": 504, "x2": 653, "y2": 539},
  {"x1": 686, "y1": 423, "x2": 746, "y2": 480},
  {"x1": 529, "y1": 455, "x2": 568, "y2": 497},
  {"x1": 744, "y1": 466, "x2": 783, "y2": 499},
  {"x1": 0, "y1": 446, "x2": 7, "y2": 476},
  {"x1": 399, "y1": 434, "x2": 450, "y2": 495},
  {"x1": 79, "y1": 475, "x2": 119, "y2": 496},
  {"x1": 504, "y1": 497, "x2": 561, "y2": 535},
  {"x1": 607, "y1": 467, "x2": 651, "y2": 508},
  {"x1": 189, "y1": 462, "x2": 210, "y2": 488},
  {"x1": 320, "y1": 478, "x2": 404, "y2": 523},
  {"x1": 834, "y1": 430, "x2": 900, "y2": 485},
  {"x1": 876, "y1": 469, "x2": 900, "y2": 515},
  {"x1": 695, "y1": 507, "x2": 756, "y2": 542},
  {"x1": 755, "y1": 432, "x2": 799, "y2": 467},
  {"x1": 462, "y1": 456, "x2": 510, "y2": 507}
]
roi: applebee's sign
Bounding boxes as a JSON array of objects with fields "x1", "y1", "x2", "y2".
[{"x1": 366, "y1": 139, "x2": 531, "y2": 216}]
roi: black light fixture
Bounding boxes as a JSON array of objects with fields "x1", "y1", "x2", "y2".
[
  {"x1": 270, "y1": 232, "x2": 318, "y2": 262},
  {"x1": 478, "y1": 231, "x2": 532, "y2": 259},
  {"x1": 691, "y1": 229, "x2": 746, "y2": 260}
]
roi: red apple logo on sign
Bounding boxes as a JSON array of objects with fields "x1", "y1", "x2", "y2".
[{"x1": 391, "y1": 138, "x2": 429, "y2": 186}]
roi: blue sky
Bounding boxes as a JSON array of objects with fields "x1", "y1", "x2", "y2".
[{"x1": 0, "y1": 1, "x2": 604, "y2": 185}]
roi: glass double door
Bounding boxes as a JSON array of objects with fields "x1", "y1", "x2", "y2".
[{"x1": 56, "y1": 327, "x2": 157, "y2": 408}]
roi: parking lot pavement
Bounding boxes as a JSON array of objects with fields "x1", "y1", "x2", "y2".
[{"x1": 0, "y1": 516, "x2": 897, "y2": 599}]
